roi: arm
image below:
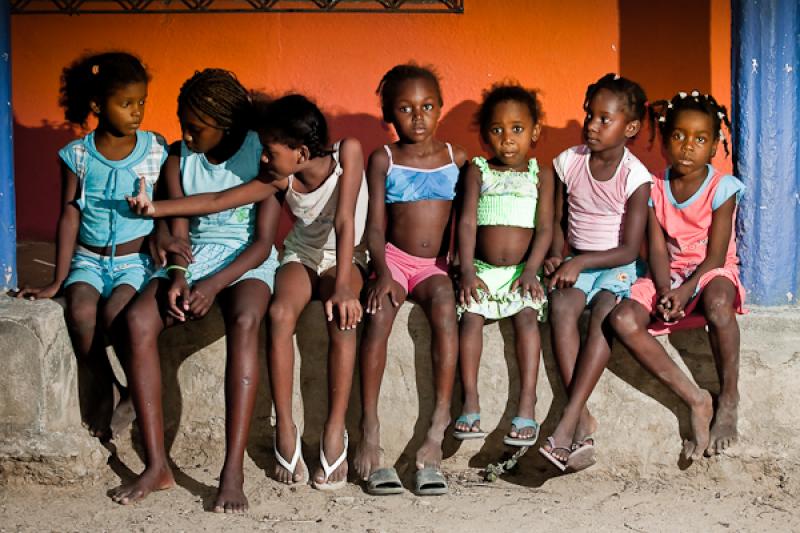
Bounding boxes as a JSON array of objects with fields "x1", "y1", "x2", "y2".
[
  {"x1": 326, "y1": 138, "x2": 365, "y2": 330},
  {"x1": 161, "y1": 152, "x2": 192, "y2": 321},
  {"x1": 128, "y1": 174, "x2": 281, "y2": 218},
  {"x1": 659, "y1": 196, "x2": 736, "y2": 319},
  {"x1": 544, "y1": 175, "x2": 567, "y2": 275},
  {"x1": 513, "y1": 165, "x2": 555, "y2": 300},
  {"x1": 457, "y1": 162, "x2": 488, "y2": 306},
  {"x1": 17, "y1": 162, "x2": 80, "y2": 299},
  {"x1": 147, "y1": 150, "x2": 193, "y2": 266},
  {"x1": 363, "y1": 147, "x2": 403, "y2": 314},
  {"x1": 187, "y1": 194, "x2": 281, "y2": 318}
]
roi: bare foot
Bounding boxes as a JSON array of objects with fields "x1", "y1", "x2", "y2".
[
  {"x1": 109, "y1": 394, "x2": 136, "y2": 440},
  {"x1": 313, "y1": 427, "x2": 348, "y2": 487},
  {"x1": 84, "y1": 388, "x2": 114, "y2": 441},
  {"x1": 353, "y1": 420, "x2": 381, "y2": 481},
  {"x1": 708, "y1": 398, "x2": 739, "y2": 455},
  {"x1": 213, "y1": 467, "x2": 247, "y2": 513},
  {"x1": 109, "y1": 465, "x2": 175, "y2": 505},
  {"x1": 273, "y1": 423, "x2": 307, "y2": 484},
  {"x1": 415, "y1": 412, "x2": 449, "y2": 470},
  {"x1": 682, "y1": 389, "x2": 714, "y2": 461}
]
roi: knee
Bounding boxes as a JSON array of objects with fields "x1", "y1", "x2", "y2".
[
  {"x1": 66, "y1": 300, "x2": 97, "y2": 333},
  {"x1": 268, "y1": 301, "x2": 297, "y2": 330},
  {"x1": 549, "y1": 291, "x2": 579, "y2": 324},
  {"x1": 513, "y1": 308, "x2": 539, "y2": 328},
  {"x1": 228, "y1": 310, "x2": 263, "y2": 334},
  {"x1": 126, "y1": 304, "x2": 159, "y2": 343},
  {"x1": 704, "y1": 295, "x2": 736, "y2": 328},
  {"x1": 608, "y1": 303, "x2": 641, "y2": 337},
  {"x1": 430, "y1": 295, "x2": 458, "y2": 334}
]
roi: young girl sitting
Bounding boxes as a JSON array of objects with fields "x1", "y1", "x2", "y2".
[
  {"x1": 16, "y1": 52, "x2": 174, "y2": 441},
  {"x1": 352, "y1": 64, "x2": 467, "y2": 496},
  {"x1": 539, "y1": 74, "x2": 652, "y2": 471},
  {"x1": 127, "y1": 94, "x2": 368, "y2": 491},
  {"x1": 609, "y1": 91, "x2": 745, "y2": 461},
  {"x1": 110, "y1": 70, "x2": 281, "y2": 511},
  {"x1": 454, "y1": 83, "x2": 553, "y2": 447}
]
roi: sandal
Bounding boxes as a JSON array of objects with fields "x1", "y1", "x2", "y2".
[
  {"x1": 312, "y1": 430, "x2": 349, "y2": 491},
  {"x1": 453, "y1": 413, "x2": 487, "y2": 440},
  {"x1": 503, "y1": 416, "x2": 540, "y2": 447},
  {"x1": 366, "y1": 467, "x2": 404, "y2": 495},
  {"x1": 538, "y1": 436, "x2": 572, "y2": 472},
  {"x1": 414, "y1": 467, "x2": 448, "y2": 496},
  {"x1": 273, "y1": 424, "x2": 309, "y2": 484},
  {"x1": 567, "y1": 436, "x2": 596, "y2": 472}
]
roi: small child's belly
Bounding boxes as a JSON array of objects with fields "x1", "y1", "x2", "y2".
[{"x1": 475, "y1": 226, "x2": 534, "y2": 266}]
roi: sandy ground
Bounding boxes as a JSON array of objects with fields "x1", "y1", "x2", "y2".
[{"x1": 2, "y1": 448, "x2": 798, "y2": 533}]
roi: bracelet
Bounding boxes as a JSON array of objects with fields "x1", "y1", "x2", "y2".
[{"x1": 165, "y1": 265, "x2": 192, "y2": 280}]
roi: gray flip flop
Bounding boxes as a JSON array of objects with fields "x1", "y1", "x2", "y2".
[
  {"x1": 366, "y1": 467, "x2": 404, "y2": 495},
  {"x1": 414, "y1": 467, "x2": 448, "y2": 496}
]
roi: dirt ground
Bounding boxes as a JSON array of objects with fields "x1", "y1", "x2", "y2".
[{"x1": 2, "y1": 448, "x2": 798, "y2": 533}]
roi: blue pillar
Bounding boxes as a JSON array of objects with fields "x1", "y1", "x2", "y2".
[
  {"x1": 0, "y1": 1, "x2": 15, "y2": 291},
  {"x1": 732, "y1": 0, "x2": 800, "y2": 305}
]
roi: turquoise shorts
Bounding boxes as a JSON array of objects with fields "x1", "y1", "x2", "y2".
[
  {"x1": 64, "y1": 246, "x2": 155, "y2": 298},
  {"x1": 153, "y1": 242, "x2": 279, "y2": 291},
  {"x1": 571, "y1": 259, "x2": 639, "y2": 303}
]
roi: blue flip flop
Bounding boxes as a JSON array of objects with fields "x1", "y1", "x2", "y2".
[
  {"x1": 503, "y1": 417, "x2": 540, "y2": 447},
  {"x1": 453, "y1": 413, "x2": 487, "y2": 440}
]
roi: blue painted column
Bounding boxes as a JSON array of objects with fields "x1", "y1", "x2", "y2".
[
  {"x1": 732, "y1": 0, "x2": 799, "y2": 305},
  {"x1": 0, "y1": 1, "x2": 15, "y2": 291}
]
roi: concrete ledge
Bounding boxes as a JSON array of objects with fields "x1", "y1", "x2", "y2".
[
  {"x1": 2, "y1": 294, "x2": 799, "y2": 485},
  {"x1": 0, "y1": 296, "x2": 109, "y2": 485}
]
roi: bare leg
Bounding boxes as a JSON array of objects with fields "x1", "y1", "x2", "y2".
[
  {"x1": 101, "y1": 284, "x2": 140, "y2": 440},
  {"x1": 213, "y1": 279, "x2": 269, "y2": 513},
  {"x1": 508, "y1": 308, "x2": 542, "y2": 440},
  {"x1": 313, "y1": 263, "x2": 364, "y2": 486},
  {"x1": 701, "y1": 277, "x2": 741, "y2": 454},
  {"x1": 546, "y1": 288, "x2": 595, "y2": 457},
  {"x1": 609, "y1": 299, "x2": 713, "y2": 461},
  {"x1": 412, "y1": 276, "x2": 459, "y2": 470},
  {"x1": 454, "y1": 312, "x2": 485, "y2": 434},
  {"x1": 544, "y1": 292, "x2": 617, "y2": 459},
  {"x1": 353, "y1": 286, "x2": 406, "y2": 480},
  {"x1": 64, "y1": 283, "x2": 115, "y2": 440},
  {"x1": 110, "y1": 279, "x2": 176, "y2": 504},
  {"x1": 267, "y1": 263, "x2": 313, "y2": 484}
]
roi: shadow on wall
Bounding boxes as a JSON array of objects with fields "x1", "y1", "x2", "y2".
[{"x1": 13, "y1": 118, "x2": 79, "y2": 241}]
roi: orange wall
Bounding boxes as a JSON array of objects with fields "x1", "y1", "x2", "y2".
[{"x1": 11, "y1": 0, "x2": 731, "y2": 239}]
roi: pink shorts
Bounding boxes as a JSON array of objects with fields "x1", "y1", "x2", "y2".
[
  {"x1": 629, "y1": 267, "x2": 747, "y2": 316},
  {"x1": 384, "y1": 242, "x2": 449, "y2": 295}
]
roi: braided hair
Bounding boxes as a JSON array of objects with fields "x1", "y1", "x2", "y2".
[
  {"x1": 584, "y1": 73, "x2": 648, "y2": 122},
  {"x1": 257, "y1": 94, "x2": 333, "y2": 158},
  {"x1": 648, "y1": 91, "x2": 732, "y2": 156},
  {"x1": 476, "y1": 82, "x2": 540, "y2": 143},
  {"x1": 376, "y1": 63, "x2": 443, "y2": 123},
  {"x1": 59, "y1": 51, "x2": 149, "y2": 127},
  {"x1": 177, "y1": 68, "x2": 252, "y2": 132}
]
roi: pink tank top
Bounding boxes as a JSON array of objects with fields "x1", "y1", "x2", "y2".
[{"x1": 554, "y1": 145, "x2": 652, "y2": 251}]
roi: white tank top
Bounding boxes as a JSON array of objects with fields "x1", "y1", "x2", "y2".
[{"x1": 283, "y1": 141, "x2": 368, "y2": 252}]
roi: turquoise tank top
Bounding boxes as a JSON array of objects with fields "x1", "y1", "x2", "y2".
[{"x1": 180, "y1": 131, "x2": 263, "y2": 247}]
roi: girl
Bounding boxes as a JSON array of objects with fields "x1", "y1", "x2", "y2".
[
  {"x1": 16, "y1": 52, "x2": 175, "y2": 441},
  {"x1": 539, "y1": 74, "x2": 652, "y2": 471},
  {"x1": 127, "y1": 94, "x2": 368, "y2": 491},
  {"x1": 609, "y1": 91, "x2": 744, "y2": 461},
  {"x1": 110, "y1": 70, "x2": 281, "y2": 511},
  {"x1": 454, "y1": 84, "x2": 553, "y2": 447},
  {"x1": 351, "y1": 64, "x2": 467, "y2": 497}
]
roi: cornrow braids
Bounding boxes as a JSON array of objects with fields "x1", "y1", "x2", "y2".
[
  {"x1": 59, "y1": 51, "x2": 149, "y2": 127},
  {"x1": 257, "y1": 94, "x2": 334, "y2": 158},
  {"x1": 177, "y1": 68, "x2": 252, "y2": 132},
  {"x1": 476, "y1": 82, "x2": 540, "y2": 143},
  {"x1": 584, "y1": 73, "x2": 648, "y2": 122},
  {"x1": 376, "y1": 63, "x2": 443, "y2": 123},
  {"x1": 649, "y1": 90, "x2": 732, "y2": 156}
]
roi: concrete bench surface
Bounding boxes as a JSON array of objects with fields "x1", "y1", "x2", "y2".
[{"x1": 1, "y1": 294, "x2": 798, "y2": 485}]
